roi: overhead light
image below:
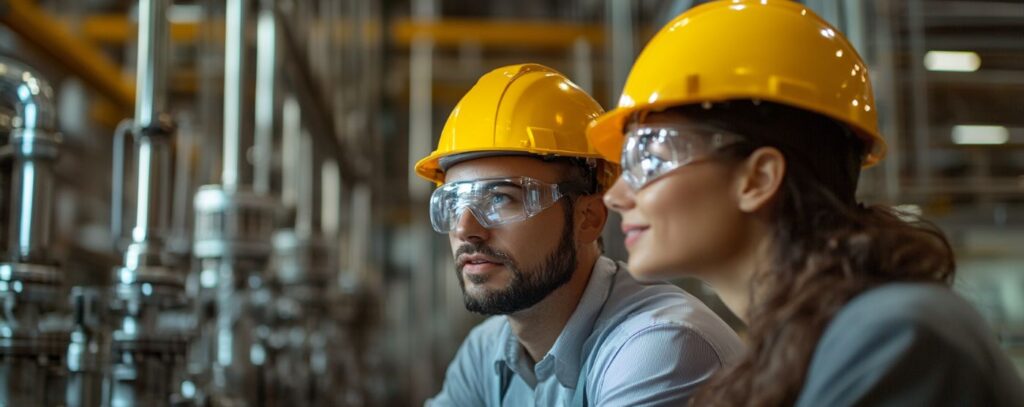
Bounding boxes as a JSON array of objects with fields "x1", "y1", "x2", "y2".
[
  {"x1": 924, "y1": 51, "x2": 981, "y2": 72},
  {"x1": 952, "y1": 125, "x2": 1008, "y2": 145}
]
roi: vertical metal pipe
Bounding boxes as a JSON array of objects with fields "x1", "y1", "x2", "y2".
[
  {"x1": 406, "y1": 43, "x2": 433, "y2": 197},
  {"x1": 9, "y1": 157, "x2": 56, "y2": 262},
  {"x1": 170, "y1": 114, "x2": 195, "y2": 256},
  {"x1": 281, "y1": 95, "x2": 300, "y2": 211},
  {"x1": 296, "y1": 129, "x2": 322, "y2": 237},
  {"x1": 254, "y1": 0, "x2": 277, "y2": 196},
  {"x1": 409, "y1": 0, "x2": 437, "y2": 401},
  {"x1": 571, "y1": 37, "x2": 593, "y2": 93},
  {"x1": 321, "y1": 159, "x2": 340, "y2": 239},
  {"x1": 128, "y1": 136, "x2": 173, "y2": 247},
  {"x1": 0, "y1": 58, "x2": 60, "y2": 264},
  {"x1": 123, "y1": 0, "x2": 173, "y2": 267},
  {"x1": 296, "y1": 129, "x2": 312, "y2": 236},
  {"x1": 602, "y1": 0, "x2": 633, "y2": 263},
  {"x1": 347, "y1": 183, "x2": 370, "y2": 280},
  {"x1": 605, "y1": 0, "x2": 634, "y2": 107},
  {"x1": 870, "y1": 0, "x2": 903, "y2": 201},
  {"x1": 223, "y1": 0, "x2": 248, "y2": 190},
  {"x1": 907, "y1": 0, "x2": 932, "y2": 191},
  {"x1": 135, "y1": 0, "x2": 169, "y2": 128}
]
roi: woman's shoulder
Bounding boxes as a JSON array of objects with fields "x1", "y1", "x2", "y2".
[
  {"x1": 834, "y1": 283, "x2": 974, "y2": 330},
  {"x1": 821, "y1": 282, "x2": 993, "y2": 363},
  {"x1": 796, "y1": 282, "x2": 1024, "y2": 407}
]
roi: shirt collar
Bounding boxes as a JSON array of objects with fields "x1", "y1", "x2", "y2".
[{"x1": 491, "y1": 256, "x2": 620, "y2": 388}]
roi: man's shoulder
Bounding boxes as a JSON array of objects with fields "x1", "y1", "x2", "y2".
[
  {"x1": 602, "y1": 262, "x2": 718, "y2": 327},
  {"x1": 594, "y1": 262, "x2": 743, "y2": 359}
]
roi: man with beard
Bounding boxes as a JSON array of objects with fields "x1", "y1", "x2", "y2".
[{"x1": 415, "y1": 64, "x2": 743, "y2": 406}]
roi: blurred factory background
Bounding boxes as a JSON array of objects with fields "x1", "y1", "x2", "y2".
[{"x1": 0, "y1": 0, "x2": 1020, "y2": 405}]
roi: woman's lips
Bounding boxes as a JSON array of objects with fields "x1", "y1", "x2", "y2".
[{"x1": 622, "y1": 224, "x2": 650, "y2": 249}]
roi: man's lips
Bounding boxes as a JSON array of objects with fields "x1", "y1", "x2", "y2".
[{"x1": 457, "y1": 254, "x2": 503, "y2": 268}]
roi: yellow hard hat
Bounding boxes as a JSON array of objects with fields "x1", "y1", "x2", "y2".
[
  {"x1": 415, "y1": 63, "x2": 620, "y2": 189},
  {"x1": 588, "y1": 0, "x2": 887, "y2": 166}
]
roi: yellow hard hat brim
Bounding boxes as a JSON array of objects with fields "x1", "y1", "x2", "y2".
[{"x1": 589, "y1": 95, "x2": 887, "y2": 167}]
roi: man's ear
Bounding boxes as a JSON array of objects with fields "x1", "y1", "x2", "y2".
[
  {"x1": 734, "y1": 147, "x2": 786, "y2": 214},
  {"x1": 575, "y1": 194, "x2": 608, "y2": 244}
]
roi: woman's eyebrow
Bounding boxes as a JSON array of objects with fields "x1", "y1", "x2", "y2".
[{"x1": 476, "y1": 180, "x2": 521, "y2": 189}]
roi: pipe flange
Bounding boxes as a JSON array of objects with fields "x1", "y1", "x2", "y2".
[
  {"x1": 135, "y1": 113, "x2": 176, "y2": 137},
  {"x1": 0, "y1": 333, "x2": 71, "y2": 356},
  {"x1": 270, "y1": 231, "x2": 334, "y2": 286},
  {"x1": 111, "y1": 265, "x2": 190, "y2": 311},
  {"x1": 9, "y1": 128, "x2": 61, "y2": 158},
  {"x1": 110, "y1": 337, "x2": 189, "y2": 356},
  {"x1": 192, "y1": 240, "x2": 274, "y2": 261},
  {"x1": 0, "y1": 262, "x2": 61, "y2": 285},
  {"x1": 113, "y1": 265, "x2": 185, "y2": 289},
  {"x1": 193, "y1": 185, "x2": 279, "y2": 260}
]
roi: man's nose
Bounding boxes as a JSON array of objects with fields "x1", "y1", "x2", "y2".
[{"x1": 453, "y1": 207, "x2": 490, "y2": 243}]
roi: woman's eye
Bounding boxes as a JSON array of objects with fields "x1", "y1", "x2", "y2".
[{"x1": 490, "y1": 193, "x2": 512, "y2": 206}]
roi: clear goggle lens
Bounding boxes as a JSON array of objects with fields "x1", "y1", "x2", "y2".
[
  {"x1": 620, "y1": 124, "x2": 745, "y2": 190},
  {"x1": 429, "y1": 176, "x2": 582, "y2": 233}
]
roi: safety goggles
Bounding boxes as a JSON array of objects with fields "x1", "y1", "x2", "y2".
[
  {"x1": 429, "y1": 176, "x2": 583, "y2": 233},
  {"x1": 621, "y1": 123, "x2": 746, "y2": 190}
]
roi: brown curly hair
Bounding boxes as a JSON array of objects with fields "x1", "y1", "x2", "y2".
[{"x1": 674, "y1": 101, "x2": 957, "y2": 406}]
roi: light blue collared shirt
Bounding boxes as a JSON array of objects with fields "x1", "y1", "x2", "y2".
[{"x1": 426, "y1": 256, "x2": 745, "y2": 407}]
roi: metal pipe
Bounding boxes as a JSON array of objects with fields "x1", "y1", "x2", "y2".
[
  {"x1": 0, "y1": 57, "x2": 60, "y2": 264},
  {"x1": 605, "y1": 0, "x2": 633, "y2": 107},
  {"x1": 406, "y1": 32, "x2": 433, "y2": 198},
  {"x1": 276, "y1": 7, "x2": 359, "y2": 186},
  {"x1": 602, "y1": 0, "x2": 633, "y2": 264},
  {"x1": 321, "y1": 158, "x2": 340, "y2": 238},
  {"x1": 871, "y1": 0, "x2": 903, "y2": 202},
  {"x1": 281, "y1": 95, "x2": 300, "y2": 211},
  {"x1": 121, "y1": 0, "x2": 175, "y2": 269},
  {"x1": 135, "y1": 0, "x2": 169, "y2": 128},
  {"x1": 223, "y1": 0, "x2": 249, "y2": 190},
  {"x1": 409, "y1": 0, "x2": 437, "y2": 400},
  {"x1": 570, "y1": 37, "x2": 593, "y2": 93},
  {"x1": 296, "y1": 129, "x2": 321, "y2": 237},
  {"x1": 254, "y1": 0, "x2": 278, "y2": 196},
  {"x1": 125, "y1": 134, "x2": 173, "y2": 263},
  {"x1": 0, "y1": 60, "x2": 58, "y2": 134},
  {"x1": 907, "y1": 0, "x2": 932, "y2": 190}
]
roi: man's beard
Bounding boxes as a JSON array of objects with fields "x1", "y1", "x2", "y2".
[{"x1": 454, "y1": 205, "x2": 578, "y2": 316}]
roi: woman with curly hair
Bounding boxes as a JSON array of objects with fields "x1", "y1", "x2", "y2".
[{"x1": 588, "y1": 1, "x2": 1024, "y2": 405}]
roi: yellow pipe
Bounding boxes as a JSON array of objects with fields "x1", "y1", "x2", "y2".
[
  {"x1": 76, "y1": 15, "x2": 599, "y2": 50},
  {"x1": 78, "y1": 14, "x2": 204, "y2": 45},
  {"x1": 0, "y1": 0, "x2": 135, "y2": 114},
  {"x1": 391, "y1": 18, "x2": 604, "y2": 49}
]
